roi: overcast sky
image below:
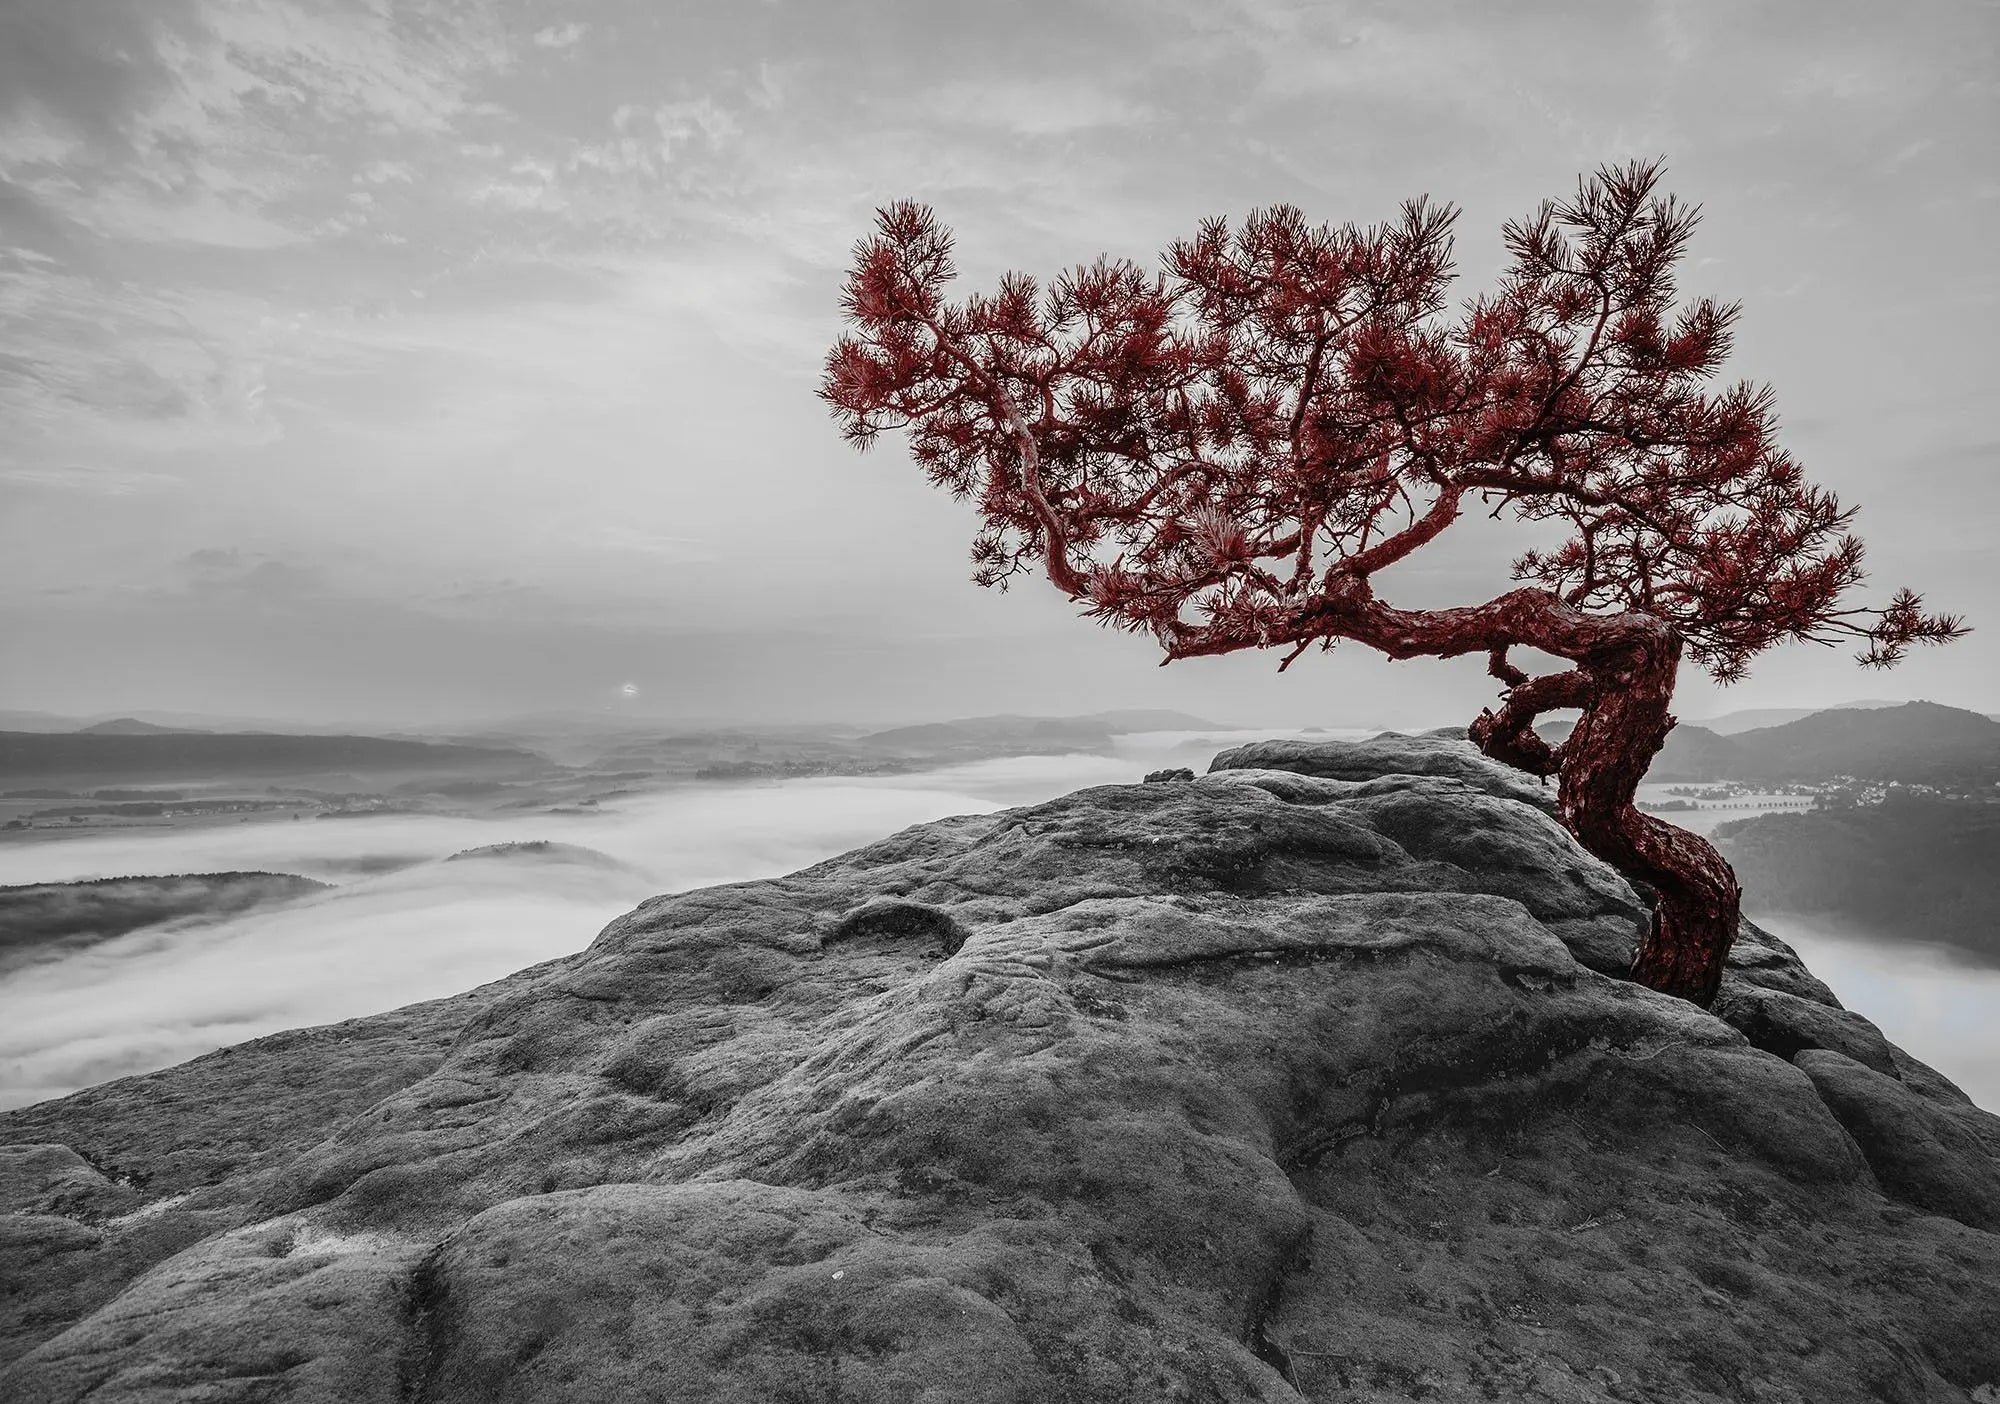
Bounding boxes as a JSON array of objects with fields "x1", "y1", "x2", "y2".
[{"x1": 2, "y1": 0, "x2": 1994, "y2": 729}]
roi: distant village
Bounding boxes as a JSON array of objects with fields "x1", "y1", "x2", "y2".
[{"x1": 1639, "y1": 776, "x2": 1998, "y2": 815}]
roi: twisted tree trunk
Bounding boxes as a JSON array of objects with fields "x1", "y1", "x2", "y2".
[
  {"x1": 830, "y1": 177, "x2": 1954, "y2": 1006},
  {"x1": 1283, "y1": 578, "x2": 1744, "y2": 1005},
  {"x1": 1533, "y1": 633, "x2": 1742, "y2": 1005}
]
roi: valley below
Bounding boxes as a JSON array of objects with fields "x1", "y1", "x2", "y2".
[
  {"x1": 4, "y1": 705, "x2": 1998, "y2": 1114},
  {"x1": 0, "y1": 718, "x2": 1312, "y2": 1108}
]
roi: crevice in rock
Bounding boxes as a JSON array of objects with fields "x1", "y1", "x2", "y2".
[
  {"x1": 1244, "y1": 1223, "x2": 1314, "y2": 1396},
  {"x1": 1081, "y1": 942, "x2": 1576, "y2": 995},
  {"x1": 1710, "y1": 983, "x2": 1899, "y2": 1077},
  {"x1": 821, "y1": 900, "x2": 968, "y2": 958},
  {"x1": 1083, "y1": 943, "x2": 1372, "y2": 977},
  {"x1": 70, "y1": 1143, "x2": 153, "y2": 1193},
  {"x1": 1791, "y1": 1050, "x2": 2000, "y2": 1234},
  {"x1": 396, "y1": 1245, "x2": 451, "y2": 1404},
  {"x1": 1282, "y1": 1112, "x2": 1384, "y2": 1174},
  {"x1": 1278, "y1": 1022, "x2": 1701, "y2": 1173}
]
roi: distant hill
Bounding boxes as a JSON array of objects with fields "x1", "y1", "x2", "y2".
[
  {"x1": 923, "y1": 714, "x2": 1108, "y2": 740},
  {"x1": 0, "y1": 710, "x2": 354, "y2": 735},
  {"x1": 74, "y1": 718, "x2": 206, "y2": 736},
  {"x1": 431, "y1": 711, "x2": 784, "y2": 741},
  {"x1": 1533, "y1": 718, "x2": 1745, "y2": 782},
  {"x1": 1533, "y1": 701, "x2": 2000, "y2": 787},
  {"x1": 1692, "y1": 700, "x2": 1907, "y2": 735},
  {"x1": 858, "y1": 715, "x2": 1110, "y2": 751},
  {"x1": 1729, "y1": 701, "x2": 2000, "y2": 786},
  {"x1": 0, "y1": 872, "x2": 329, "y2": 977},
  {"x1": 0, "y1": 711, "x2": 86, "y2": 734},
  {"x1": 860, "y1": 710, "x2": 1220, "y2": 751},
  {"x1": 852, "y1": 722, "x2": 963, "y2": 748},
  {"x1": 1086, "y1": 709, "x2": 1227, "y2": 732},
  {"x1": 1690, "y1": 707, "x2": 1819, "y2": 735},
  {"x1": 444, "y1": 841, "x2": 642, "y2": 875},
  {"x1": 0, "y1": 731, "x2": 543, "y2": 782},
  {"x1": 1717, "y1": 796, "x2": 2000, "y2": 967},
  {"x1": 1648, "y1": 724, "x2": 1749, "y2": 782}
]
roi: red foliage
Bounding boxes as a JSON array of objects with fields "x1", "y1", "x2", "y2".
[{"x1": 822, "y1": 160, "x2": 1964, "y2": 1004}]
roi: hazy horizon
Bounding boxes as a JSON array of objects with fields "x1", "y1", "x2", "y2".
[
  {"x1": 6, "y1": 733, "x2": 1997, "y2": 1114},
  {"x1": 4, "y1": 0, "x2": 1996, "y2": 726},
  {"x1": 1, "y1": 692, "x2": 1993, "y2": 740},
  {"x1": 0, "y1": 731, "x2": 1346, "y2": 1107}
]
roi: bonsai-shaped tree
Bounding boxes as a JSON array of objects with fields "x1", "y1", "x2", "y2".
[{"x1": 820, "y1": 160, "x2": 1963, "y2": 1006}]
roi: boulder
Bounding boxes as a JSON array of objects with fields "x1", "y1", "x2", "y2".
[
  {"x1": 4, "y1": 736, "x2": 1997, "y2": 1402},
  {"x1": 0, "y1": 1145, "x2": 133, "y2": 1220},
  {"x1": 1211, "y1": 733, "x2": 1559, "y2": 813},
  {"x1": 1795, "y1": 1049, "x2": 2000, "y2": 1233},
  {"x1": 1709, "y1": 983, "x2": 1897, "y2": 1075}
]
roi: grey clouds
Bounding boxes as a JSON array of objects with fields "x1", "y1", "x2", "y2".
[{"x1": 1, "y1": 0, "x2": 1995, "y2": 726}]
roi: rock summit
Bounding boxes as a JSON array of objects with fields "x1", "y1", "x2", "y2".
[{"x1": 4, "y1": 735, "x2": 1997, "y2": 1401}]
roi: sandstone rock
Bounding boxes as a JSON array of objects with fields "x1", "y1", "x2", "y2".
[
  {"x1": 1795, "y1": 1049, "x2": 2000, "y2": 1233},
  {"x1": 1212, "y1": 733, "x2": 1559, "y2": 812},
  {"x1": 0, "y1": 970, "x2": 552, "y2": 1384},
  {"x1": 1710, "y1": 982, "x2": 1897, "y2": 1075},
  {"x1": 0, "y1": 1145, "x2": 134, "y2": 1220},
  {"x1": 4, "y1": 736, "x2": 1996, "y2": 1402},
  {"x1": 1716, "y1": 918, "x2": 1846, "y2": 1006}
]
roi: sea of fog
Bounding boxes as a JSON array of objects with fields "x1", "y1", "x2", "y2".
[
  {"x1": 1621, "y1": 792, "x2": 2000, "y2": 1109},
  {"x1": 2, "y1": 728, "x2": 1994, "y2": 1114},
  {"x1": 0, "y1": 730, "x2": 1339, "y2": 1108},
  {"x1": 1751, "y1": 915, "x2": 2000, "y2": 1113}
]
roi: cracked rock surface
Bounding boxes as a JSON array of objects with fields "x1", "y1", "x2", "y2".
[{"x1": 3, "y1": 734, "x2": 1997, "y2": 1402}]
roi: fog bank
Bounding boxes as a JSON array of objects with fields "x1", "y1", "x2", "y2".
[
  {"x1": 0, "y1": 732, "x2": 1324, "y2": 1108},
  {"x1": 5, "y1": 730, "x2": 1991, "y2": 1116},
  {"x1": 1751, "y1": 913, "x2": 2000, "y2": 1112}
]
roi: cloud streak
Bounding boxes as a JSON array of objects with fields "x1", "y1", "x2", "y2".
[{"x1": 0, "y1": 0, "x2": 513, "y2": 244}]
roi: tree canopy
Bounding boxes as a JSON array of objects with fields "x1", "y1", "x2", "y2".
[
  {"x1": 821, "y1": 159, "x2": 1964, "y2": 1005},
  {"x1": 822, "y1": 160, "x2": 1960, "y2": 685}
]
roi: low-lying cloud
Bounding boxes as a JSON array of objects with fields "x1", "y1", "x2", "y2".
[
  {"x1": 1752, "y1": 916, "x2": 2000, "y2": 1112},
  {"x1": 3, "y1": 730, "x2": 1995, "y2": 1113},
  {"x1": 0, "y1": 733, "x2": 1292, "y2": 1107}
]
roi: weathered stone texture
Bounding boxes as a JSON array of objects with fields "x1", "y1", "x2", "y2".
[{"x1": 5, "y1": 736, "x2": 1996, "y2": 1402}]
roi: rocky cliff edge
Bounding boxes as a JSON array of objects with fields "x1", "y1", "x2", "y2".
[{"x1": 3, "y1": 734, "x2": 1998, "y2": 1403}]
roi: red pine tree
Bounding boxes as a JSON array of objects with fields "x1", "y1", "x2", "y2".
[{"x1": 820, "y1": 160, "x2": 1964, "y2": 1005}]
